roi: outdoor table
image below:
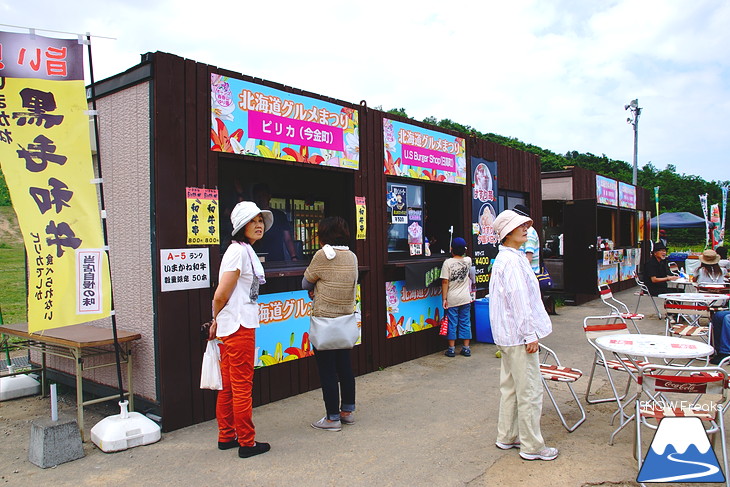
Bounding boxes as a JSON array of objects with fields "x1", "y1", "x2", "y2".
[
  {"x1": 659, "y1": 292, "x2": 730, "y2": 324},
  {"x1": 594, "y1": 333, "x2": 714, "y2": 444},
  {"x1": 658, "y1": 292, "x2": 730, "y2": 306},
  {"x1": 0, "y1": 323, "x2": 141, "y2": 440}
]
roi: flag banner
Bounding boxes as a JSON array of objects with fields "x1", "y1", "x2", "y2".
[
  {"x1": 699, "y1": 193, "x2": 709, "y2": 249},
  {"x1": 0, "y1": 32, "x2": 111, "y2": 332},
  {"x1": 721, "y1": 186, "x2": 728, "y2": 245}
]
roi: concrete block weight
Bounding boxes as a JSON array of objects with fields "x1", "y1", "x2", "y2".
[{"x1": 28, "y1": 416, "x2": 85, "y2": 468}]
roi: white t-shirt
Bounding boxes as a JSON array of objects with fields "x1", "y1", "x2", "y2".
[
  {"x1": 440, "y1": 256, "x2": 473, "y2": 308},
  {"x1": 216, "y1": 242, "x2": 261, "y2": 337}
]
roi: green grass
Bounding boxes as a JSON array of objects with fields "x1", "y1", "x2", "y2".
[
  {"x1": 0, "y1": 241, "x2": 26, "y2": 324},
  {"x1": 0, "y1": 206, "x2": 26, "y2": 325}
]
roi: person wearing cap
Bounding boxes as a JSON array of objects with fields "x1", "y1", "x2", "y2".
[
  {"x1": 440, "y1": 237, "x2": 476, "y2": 357},
  {"x1": 644, "y1": 241, "x2": 678, "y2": 296},
  {"x1": 512, "y1": 204, "x2": 540, "y2": 274},
  {"x1": 694, "y1": 249, "x2": 725, "y2": 285},
  {"x1": 489, "y1": 210, "x2": 557, "y2": 461},
  {"x1": 209, "y1": 201, "x2": 272, "y2": 458}
]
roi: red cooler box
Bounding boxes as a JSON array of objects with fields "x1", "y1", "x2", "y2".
[{"x1": 474, "y1": 297, "x2": 494, "y2": 343}]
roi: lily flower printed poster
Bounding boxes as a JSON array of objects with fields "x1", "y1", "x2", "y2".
[
  {"x1": 383, "y1": 118, "x2": 466, "y2": 184},
  {"x1": 256, "y1": 287, "x2": 362, "y2": 367},
  {"x1": 211, "y1": 74, "x2": 359, "y2": 170},
  {"x1": 385, "y1": 280, "x2": 443, "y2": 338}
]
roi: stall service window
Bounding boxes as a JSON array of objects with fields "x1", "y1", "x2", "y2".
[
  {"x1": 386, "y1": 180, "x2": 462, "y2": 259},
  {"x1": 219, "y1": 158, "x2": 352, "y2": 265},
  {"x1": 618, "y1": 210, "x2": 636, "y2": 247}
]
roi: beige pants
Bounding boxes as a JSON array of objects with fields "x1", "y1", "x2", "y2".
[{"x1": 496, "y1": 344, "x2": 546, "y2": 454}]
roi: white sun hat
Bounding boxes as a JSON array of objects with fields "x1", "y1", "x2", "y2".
[
  {"x1": 492, "y1": 209, "x2": 532, "y2": 241},
  {"x1": 230, "y1": 201, "x2": 273, "y2": 236}
]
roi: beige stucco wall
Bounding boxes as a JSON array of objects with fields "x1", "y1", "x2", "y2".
[{"x1": 41, "y1": 81, "x2": 157, "y2": 402}]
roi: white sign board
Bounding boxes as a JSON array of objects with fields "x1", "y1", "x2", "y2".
[{"x1": 160, "y1": 248, "x2": 210, "y2": 292}]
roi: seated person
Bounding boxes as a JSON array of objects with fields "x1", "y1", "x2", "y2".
[
  {"x1": 694, "y1": 249, "x2": 725, "y2": 285},
  {"x1": 252, "y1": 183, "x2": 298, "y2": 262},
  {"x1": 716, "y1": 246, "x2": 730, "y2": 277},
  {"x1": 643, "y1": 241, "x2": 678, "y2": 296}
]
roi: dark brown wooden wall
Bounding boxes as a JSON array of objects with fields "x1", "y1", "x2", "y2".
[{"x1": 148, "y1": 52, "x2": 544, "y2": 432}]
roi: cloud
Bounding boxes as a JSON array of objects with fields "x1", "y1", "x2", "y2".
[{"x1": 1, "y1": 0, "x2": 727, "y2": 181}]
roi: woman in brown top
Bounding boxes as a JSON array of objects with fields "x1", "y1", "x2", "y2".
[{"x1": 302, "y1": 217, "x2": 358, "y2": 431}]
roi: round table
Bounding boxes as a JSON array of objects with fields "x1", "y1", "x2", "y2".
[
  {"x1": 595, "y1": 333, "x2": 714, "y2": 359},
  {"x1": 658, "y1": 292, "x2": 730, "y2": 306}
]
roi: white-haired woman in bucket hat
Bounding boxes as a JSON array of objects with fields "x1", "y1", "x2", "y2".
[
  {"x1": 209, "y1": 201, "x2": 273, "y2": 458},
  {"x1": 489, "y1": 210, "x2": 558, "y2": 461}
]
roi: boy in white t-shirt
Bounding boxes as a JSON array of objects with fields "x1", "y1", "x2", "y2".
[{"x1": 440, "y1": 237, "x2": 476, "y2": 357}]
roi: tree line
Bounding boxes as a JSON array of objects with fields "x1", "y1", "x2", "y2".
[
  {"x1": 387, "y1": 107, "x2": 728, "y2": 217},
  {"x1": 2, "y1": 110, "x2": 726, "y2": 217}
]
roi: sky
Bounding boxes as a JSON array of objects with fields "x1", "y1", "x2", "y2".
[{"x1": 2, "y1": 0, "x2": 728, "y2": 183}]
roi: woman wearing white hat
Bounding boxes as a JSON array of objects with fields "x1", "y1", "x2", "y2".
[
  {"x1": 209, "y1": 201, "x2": 273, "y2": 458},
  {"x1": 489, "y1": 210, "x2": 558, "y2": 461}
]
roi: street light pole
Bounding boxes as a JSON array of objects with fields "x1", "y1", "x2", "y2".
[{"x1": 625, "y1": 99, "x2": 641, "y2": 185}]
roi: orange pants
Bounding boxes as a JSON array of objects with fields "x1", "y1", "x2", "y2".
[{"x1": 216, "y1": 326, "x2": 256, "y2": 447}]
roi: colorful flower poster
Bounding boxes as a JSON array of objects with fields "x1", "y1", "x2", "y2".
[
  {"x1": 211, "y1": 74, "x2": 359, "y2": 169},
  {"x1": 597, "y1": 260, "x2": 618, "y2": 286},
  {"x1": 596, "y1": 175, "x2": 618, "y2": 206},
  {"x1": 383, "y1": 118, "x2": 466, "y2": 184},
  {"x1": 385, "y1": 280, "x2": 442, "y2": 338},
  {"x1": 256, "y1": 287, "x2": 362, "y2": 367},
  {"x1": 618, "y1": 182, "x2": 636, "y2": 209}
]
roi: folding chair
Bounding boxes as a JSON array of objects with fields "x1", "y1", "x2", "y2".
[
  {"x1": 667, "y1": 261, "x2": 680, "y2": 276},
  {"x1": 598, "y1": 284, "x2": 643, "y2": 332},
  {"x1": 635, "y1": 364, "x2": 729, "y2": 486},
  {"x1": 583, "y1": 315, "x2": 649, "y2": 406},
  {"x1": 539, "y1": 343, "x2": 586, "y2": 432},
  {"x1": 664, "y1": 300, "x2": 712, "y2": 345},
  {"x1": 634, "y1": 275, "x2": 663, "y2": 319}
]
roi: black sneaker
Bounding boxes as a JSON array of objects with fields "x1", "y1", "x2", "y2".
[
  {"x1": 218, "y1": 439, "x2": 239, "y2": 450},
  {"x1": 460, "y1": 348, "x2": 471, "y2": 357},
  {"x1": 238, "y1": 442, "x2": 271, "y2": 458},
  {"x1": 444, "y1": 348, "x2": 456, "y2": 357}
]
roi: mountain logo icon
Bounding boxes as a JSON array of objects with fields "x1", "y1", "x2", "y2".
[{"x1": 637, "y1": 416, "x2": 726, "y2": 483}]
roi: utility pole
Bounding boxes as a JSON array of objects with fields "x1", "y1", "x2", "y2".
[{"x1": 625, "y1": 99, "x2": 641, "y2": 185}]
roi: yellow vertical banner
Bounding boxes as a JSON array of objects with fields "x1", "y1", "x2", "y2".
[
  {"x1": 0, "y1": 78, "x2": 112, "y2": 331},
  {"x1": 0, "y1": 32, "x2": 111, "y2": 332},
  {"x1": 355, "y1": 196, "x2": 366, "y2": 240},
  {"x1": 186, "y1": 187, "x2": 219, "y2": 245}
]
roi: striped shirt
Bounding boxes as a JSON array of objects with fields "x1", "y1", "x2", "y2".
[{"x1": 489, "y1": 245, "x2": 552, "y2": 346}]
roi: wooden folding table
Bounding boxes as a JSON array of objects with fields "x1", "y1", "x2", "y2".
[{"x1": 0, "y1": 323, "x2": 141, "y2": 440}]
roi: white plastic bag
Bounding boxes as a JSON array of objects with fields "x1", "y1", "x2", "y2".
[{"x1": 200, "y1": 340, "x2": 223, "y2": 390}]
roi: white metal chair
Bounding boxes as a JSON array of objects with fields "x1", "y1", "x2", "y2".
[
  {"x1": 635, "y1": 364, "x2": 729, "y2": 486},
  {"x1": 539, "y1": 343, "x2": 586, "y2": 432},
  {"x1": 598, "y1": 284, "x2": 643, "y2": 333},
  {"x1": 664, "y1": 300, "x2": 712, "y2": 344},
  {"x1": 583, "y1": 315, "x2": 648, "y2": 405},
  {"x1": 667, "y1": 261, "x2": 680, "y2": 276},
  {"x1": 634, "y1": 275, "x2": 663, "y2": 319}
]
